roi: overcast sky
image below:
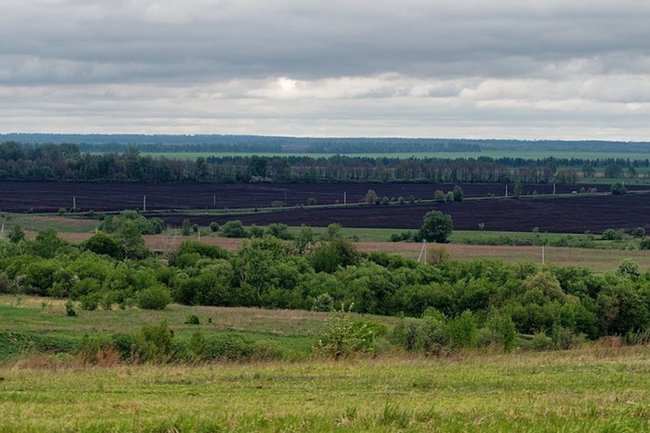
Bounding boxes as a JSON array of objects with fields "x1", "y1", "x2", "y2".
[{"x1": 2, "y1": 0, "x2": 650, "y2": 139}]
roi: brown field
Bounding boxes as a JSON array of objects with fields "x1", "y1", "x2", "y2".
[{"x1": 52, "y1": 233, "x2": 650, "y2": 272}]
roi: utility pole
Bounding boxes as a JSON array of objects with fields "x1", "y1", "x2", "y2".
[
  {"x1": 72, "y1": 196, "x2": 76, "y2": 212},
  {"x1": 143, "y1": 195, "x2": 147, "y2": 212},
  {"x1": 553, "y1": 183, "x2": 556, "y2": 195},
  {"x1": 344, "y1": 191, "x2": 347, "y2": 205},
  {"x1": 213, "y1": 194, "x2": 216, "y2": 207},
  {"x1": 505, "y1": 184, "x2": 508, "y2": 197}
]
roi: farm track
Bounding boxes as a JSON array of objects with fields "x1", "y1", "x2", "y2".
[{"x1": 0, "y1": 181, "x2": 642, "y2": 212}]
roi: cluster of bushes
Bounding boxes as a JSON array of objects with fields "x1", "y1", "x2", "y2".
[
  {"x1": 364, "y1": 189, "x2": 418, "y2": 205},
  {"x1": 75, "y1": 321, "x2": 286, "y2": 364},
  {"x1": 434, "y1": 185, "x2": 464, "y2": 202},
  {"x1": 2, "y1": 225, "x2": 650, "y2": 345}
]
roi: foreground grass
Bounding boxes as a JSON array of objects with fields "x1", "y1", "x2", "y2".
[{"x1": 2, "y1": 348, "x2": 650, "y2": 432}]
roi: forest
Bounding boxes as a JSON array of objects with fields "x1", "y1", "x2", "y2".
[{"x1": 0, "y1": 141, "x2": 647, "y2": 183}]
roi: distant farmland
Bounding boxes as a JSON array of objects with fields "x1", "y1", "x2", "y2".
[
  {"x1": 0, "y1": 181, "x2": 644, "y2": 213},
  {"x1": 157, "y1": 193, "x2": 650, "y2": 234}
]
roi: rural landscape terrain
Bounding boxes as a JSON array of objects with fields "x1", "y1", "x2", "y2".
[{"x1": 0, "y1": 136, "x2": 649, "y2": 432}]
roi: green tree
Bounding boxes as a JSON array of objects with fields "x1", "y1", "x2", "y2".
[
  {"x1": 452, "y1": 185, "x2": 464, "y2": 202},
  {"x1": 221, "y1": 220, "x2": 247, "y2": 238},
  {"x1": 8, "y1": 224, "x2": 25, "y2": 244},
  {"x1": 611, "y1": 182, "x2": 627, "y2": 195},
  {"x1": 365, "y1": 189, "x2": 378, "y2": 204},
  {"x1": 83, "y1": 232, "x2": 124, "y2": 259},
  {"x1": 418, "y1": 211, "x2": 453, "y2": 243},
  {"x1": 181, "y1": 219, "x2": 192, "y2": 236},
  {"x1": 513, "y1": 180, "x2": 523, "y2": 198}
]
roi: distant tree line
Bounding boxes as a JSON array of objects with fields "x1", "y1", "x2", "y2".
[{"x1": 0, "y1": 142, "x2": 648, "y2": 183}]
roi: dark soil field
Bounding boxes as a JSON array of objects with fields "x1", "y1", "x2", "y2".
[
  {"x1": 0, "y1": 181, "x2": 640, "y2": 212},
  {"x1": 159, "y1": 193, "x2": 650, "y2": 234}
]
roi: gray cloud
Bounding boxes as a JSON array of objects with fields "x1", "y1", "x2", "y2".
[{"x1": 1, "y1": 0, "x2": 650, "y2": 138}]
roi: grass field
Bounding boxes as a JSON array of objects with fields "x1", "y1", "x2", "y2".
[
  {"x1": 2, "y1": 298, "x2": 650, "y2": 432},
  {"x1": 2, "y1": 346, "x2": 650, "y2": 432}
]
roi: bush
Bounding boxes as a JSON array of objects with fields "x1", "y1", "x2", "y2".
[
  {"x1": 447, "y1": 311, "x2": 478, "y2": 348},
  {"x1": 135, "y1": 321, "x2": 175, "y2": 362},
  {"x1": 137, "y1": 286, "x2": 172, "y2": 310},
  {"x1": 611, "y1": 182, "x2": 627, "y2": 195},
  {"x1": 640, "y1": 238, "x2": 650, "y2": 250},
  {"x1": 602, "y1": 228, "x2": 624, "y2": 241},
  {"x1": 181, "y1": 219, "x2": 192, "y2": 236},
  {"x1": 209, "y1": 222, "x2": 220, "y2": 232},
  {"x1": 80, "y1": 293, "x2": 101, "y2": 311},
  {"x1": 631, "y1": 227, "x2": 646, "y2": 238},
  {"x1": 185, "y1": 314, "x2": 200, "y2": 325},
  {"x1": 312, "y1": 293, "x2": 335, "y2": 312},
  {"x1": 316, "y1": 307, "x2": 379, "y2": 359},
  {"x1": 221, "y1": 220, "x2": 247, "y2": 238},
  {"x1": 65, "y1": 300, "x2": 77, "y2": 317}
]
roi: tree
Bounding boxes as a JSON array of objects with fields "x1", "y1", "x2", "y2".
[
  {"x1": 364, "y1": 189, "x2": 378, "y2": 204},
  {"x1": 8, "y1": 225, "x2": 25, "y2": 244},
  {"x1": 418, "y1": 211, "x2": 453, "y2": 243},
  {"x1": 452, "y1": 185, "x2": 464, "y2": 202},
  {"x1": 611, "y1": 182, "x2": 627, "y2": 195},
  {"x1": 119, "y1": 221, "x2": 148, "y2": 259},
  {"x1": 513, "y1": 180, "x2": 523, "y2": 198},
  {"x1": 181, "y1": 219, "x2": 192, "y2": 236},
  {"x1": 221, "y1": 220, "x2": 247, "y2": 238},
  {"x1": 434, "y1": 190, "x2": 446, "y2": 202},
  {"x1": 83, "y1": 232, "x2": 124, "y2": 259}
]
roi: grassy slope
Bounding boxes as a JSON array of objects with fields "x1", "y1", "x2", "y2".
[
  {"x1": 1, "y1": 348, "x2": 650, "y2": 432},
  {"x1": 0, "y1": 295, "x2": 397, "y2": 362}
]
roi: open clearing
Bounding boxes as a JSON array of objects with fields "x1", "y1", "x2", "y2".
[{"x1": 2, "y1": 348, "x2": 650, "y2": 433}]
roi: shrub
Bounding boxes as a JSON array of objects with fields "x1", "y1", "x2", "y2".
[
  {"x1": 8, "y1": 225, "x2": 26, "y2": 244},
  {"x1": 209, "y1": 222, "x2": 220, "y2": 232},
  {"x1": 83, "y1": 232, "x2": 124, "y2": 259},
  {"x1": 602, "y1": 228, "x2": 624, "y2": 241},
  {"x1": 484, "y1": 311, "x2": 516, "y2": 352},
  {"x1": 181, "y1": 219, "x2": 192, "y2": 236},
  {"x1": 640, "y1": 238, "x2": 650, "y2": 250},
  {"x1": 452, "y1": 185, "x2": 464, "y2": 202},
  {"x1": 611, "y1": 182, "x2": 627, "y2": 195},
  {"x1": 267, "y1": 223, "x2": 293, "y2": 240},
  {"x1": 447, "y1": 311, "x2": 478, "y2": 348},
  {"x1": 137, "y1": 286, "x2": 172, "y2": 310},
  {"x1": 185, "y1": 314, "x2": 200, "y2": 325},
  {"x1": 316, "y1": 307, "x2": 379, "y2": 359},
  {"x1": 631, "y1": 227, "x2": 646, "y2": 238},
  {"x1": 80, "y1": 293, "x2": 101, "y2": 311},
  {"x1": 65, "y1": 300, "x2": 77, "y2": 317},
  {"x1": 135, "y1": 321, "x2": 175, "y2": 362},
  {"x1": 221, "y1": 220, "x2": 247, "y2": 238},
  {"x1": 312, "y1": 293, "x2": 335, "y2": 312},
  {"x1": 427, "y1": 245, "x2": 451, "y2": 266}
]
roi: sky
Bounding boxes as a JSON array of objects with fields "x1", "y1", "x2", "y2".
[{"x1": 2, "y1": 0, "x2": 650, "y2": 140}]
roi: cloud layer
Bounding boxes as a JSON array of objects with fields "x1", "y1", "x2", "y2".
[{"x1": 2, "y1": 0, "x2": 650, "y2": 139}]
